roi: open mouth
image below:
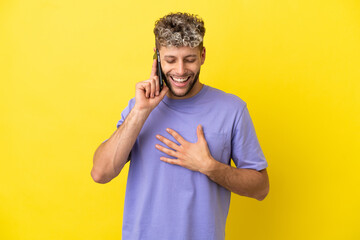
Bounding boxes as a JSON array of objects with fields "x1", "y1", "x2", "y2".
[{"x1": 170, "y1": 76, "x2": 191, "y2": 87}]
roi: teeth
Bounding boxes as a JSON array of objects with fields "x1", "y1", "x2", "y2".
[{"x1": 172, "y1": 76, "x2": 189, "y2": 82}]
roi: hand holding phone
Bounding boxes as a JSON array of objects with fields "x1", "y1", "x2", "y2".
[{"x1": 133, "y1": 51, "x2": 168, "y2": 112}]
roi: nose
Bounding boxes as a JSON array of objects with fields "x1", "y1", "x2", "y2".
[{"x1": 175, "y1": 61, "x2": 185, "y2": 76}]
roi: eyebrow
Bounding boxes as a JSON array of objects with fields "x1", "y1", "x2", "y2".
[{"x1": 164, "y1": 54, "x2": 198, "y2": 58}]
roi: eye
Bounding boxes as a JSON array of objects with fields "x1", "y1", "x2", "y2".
[
  {"x1": 185, "y1": 59, "x2": 196, "y2": 63},
  {"x1": 166, "y1": 60, "x2": 175, "y2": 64}
]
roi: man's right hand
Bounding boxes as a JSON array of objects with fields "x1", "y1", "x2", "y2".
[{"x1": 134, "y1": 59, "x2": 169, "y2": 113}]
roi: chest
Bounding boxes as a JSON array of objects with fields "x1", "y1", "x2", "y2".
[{"x1": 137, "y1": 105, "x2": 234, "y2": 164}]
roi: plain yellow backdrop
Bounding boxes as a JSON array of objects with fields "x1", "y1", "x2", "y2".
[{"x1": 1, "y1": 0, "x2": 359, "y2": 239}]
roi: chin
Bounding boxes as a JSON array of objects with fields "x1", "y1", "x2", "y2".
[
  {"x1": 171, "y1": 88, "x2": 191, "y2": 97},
  {"x1": 164, "y1": 71, "x2": 200, "y2": 98}
]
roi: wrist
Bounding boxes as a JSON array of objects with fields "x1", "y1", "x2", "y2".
[
  {"x1": 199, "y1": 156, "x2": 218, "y2": 176},
  {"x1": 132, "y1": 105, "x2": 152, "y2": 117}
]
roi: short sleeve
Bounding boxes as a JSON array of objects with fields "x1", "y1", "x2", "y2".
[
  {"x1": 101, "y1": 98, "x2": 136, "y2": 162},
  {"x1": 231, "y1": 104, "x2": 268, "y2": 171},
  {"x1": 116, "y1": 98, "x2": 136, "y2": 129}
]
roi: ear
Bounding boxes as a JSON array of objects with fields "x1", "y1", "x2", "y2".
[
  {"x1": 201, "y1": 47, "x2": 206, "y2": 65},
  {"x1": 153, "y1": 47, "x2": 156, "y2": 52}
]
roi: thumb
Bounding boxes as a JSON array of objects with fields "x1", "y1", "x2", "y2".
[
  {"x1": 158, "y1": 85, "x2": 169, "y2": 99},
  {"x1": 196, "y1": 124, "x2": 206, "y2": 142}
]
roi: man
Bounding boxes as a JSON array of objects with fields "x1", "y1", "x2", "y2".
[{"x1": 91, "y1": 12, "x2": 269, "y2": 240}]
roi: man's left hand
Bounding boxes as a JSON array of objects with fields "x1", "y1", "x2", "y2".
[{"x1": 155, "y1": 125, "x2": 215, "y2": 173}]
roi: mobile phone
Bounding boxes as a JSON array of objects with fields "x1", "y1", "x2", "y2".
[{"x1": 155, "y1": 49, "x2": 164, "y2": 91}]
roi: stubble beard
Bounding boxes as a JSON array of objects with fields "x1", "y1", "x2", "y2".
[{"x1": 164, "y1": 71, "x2": 201, "y2": 98}]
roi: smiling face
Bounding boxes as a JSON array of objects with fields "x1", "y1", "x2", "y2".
[{"x1": 159, "y1": 46, "x2": 206, "y2": 99}]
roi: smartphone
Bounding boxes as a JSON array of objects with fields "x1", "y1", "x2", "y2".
[{"x1": 155, "y1": 49, "x2": 164, "y2": 91}]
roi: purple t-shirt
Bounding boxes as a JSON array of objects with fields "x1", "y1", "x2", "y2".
[{"x1": 116, "y1": 85, "x2": 268, "y2": 240}]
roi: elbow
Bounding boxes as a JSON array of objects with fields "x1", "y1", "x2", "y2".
[
  {"x1": 255, "y1": 183, "x2": 270, "y2": 201},
  {"x1": 255, "y1": 192, "x2": 268, "y2": 201},
  {"x1": 91, "y1": 168, "x2": 112, "y2": 184},
  {"x1": 255, "y1": 169, "x2": 270, "y2": 201},
  {"x1": 91, "y1": 150, "x2": 119, "y2": 184}
]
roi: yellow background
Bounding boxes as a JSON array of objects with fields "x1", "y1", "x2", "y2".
[{"x1": 1, "y1": 0, "x2": 359, "y2": 239}]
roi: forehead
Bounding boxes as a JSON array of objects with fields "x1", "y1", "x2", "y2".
[{"x1": 159, "y1": 46, "x2": 200, "y2": 57}]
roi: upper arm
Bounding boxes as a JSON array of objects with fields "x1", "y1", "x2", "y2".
[{"x1": 231, "y1": 105, "x2": 268, "y2": 171}]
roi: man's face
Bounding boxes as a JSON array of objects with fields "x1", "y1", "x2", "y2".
[{"x1": 159, "y1": 45, "x2": 206, "y2": 99}]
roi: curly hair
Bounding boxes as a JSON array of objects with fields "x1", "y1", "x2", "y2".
[{"x1": 154, "y1": 12, "x2": 205, "y2": 50}]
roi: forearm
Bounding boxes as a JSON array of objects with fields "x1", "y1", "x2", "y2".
[
  {"x1": 91, "y1": 107, "x2": 150, "y2": 183},
  {"x1": 201, "y1": 159, "x2": 269, "y2": 201}
]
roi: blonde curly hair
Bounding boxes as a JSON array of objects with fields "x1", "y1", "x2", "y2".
[{"x1": 154, "y1": 12, "x2": 205, "y2": 50}]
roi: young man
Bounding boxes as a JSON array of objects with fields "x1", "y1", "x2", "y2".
[{"x1": 91, "y1": 12, "x2": 269, "y2": 240}]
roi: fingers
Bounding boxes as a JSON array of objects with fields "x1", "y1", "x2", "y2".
[
  {"x1": 196, "y1": 125, "x2": 206, "y2": 142},
  {"x1": 159, "y1": 157, "x2": 182, "y2": 166},
  {"x1": 151, "y1": 57, "x2": 161, "y2": 95},
  {"x1": 142, "y1": 81, "x2": 151, "y2": 98},
  {"x1": 150, "y1": 59, "x2": 157, "y2": 78},
  {"x1": 150, "y1": 77, "x2": 156, "y2": 98},
  {"x1": 135, "y1": 78, "x2": 168, "y2": 113},
  {"x1": 146, "y1": 80, "x2": 168, "y2": 99},
  {"x1": 166, "y1": 128, "x2": 186, "y2": 145},
  {"x1": 155, "y1": 144, "x2": 178, "y2": 158},
  {"x1": 156, "y1": 134, "x2": 180, "y2": 150},
  {"x1": 158, "y1": 85, "x2": 169, "y2": 98},
  {"x1": 138, "y1": 77, "x2": 158, "y2": 99},
  {"x1": 155, "y1": 75, "x2": 160, "y2": 96}
]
